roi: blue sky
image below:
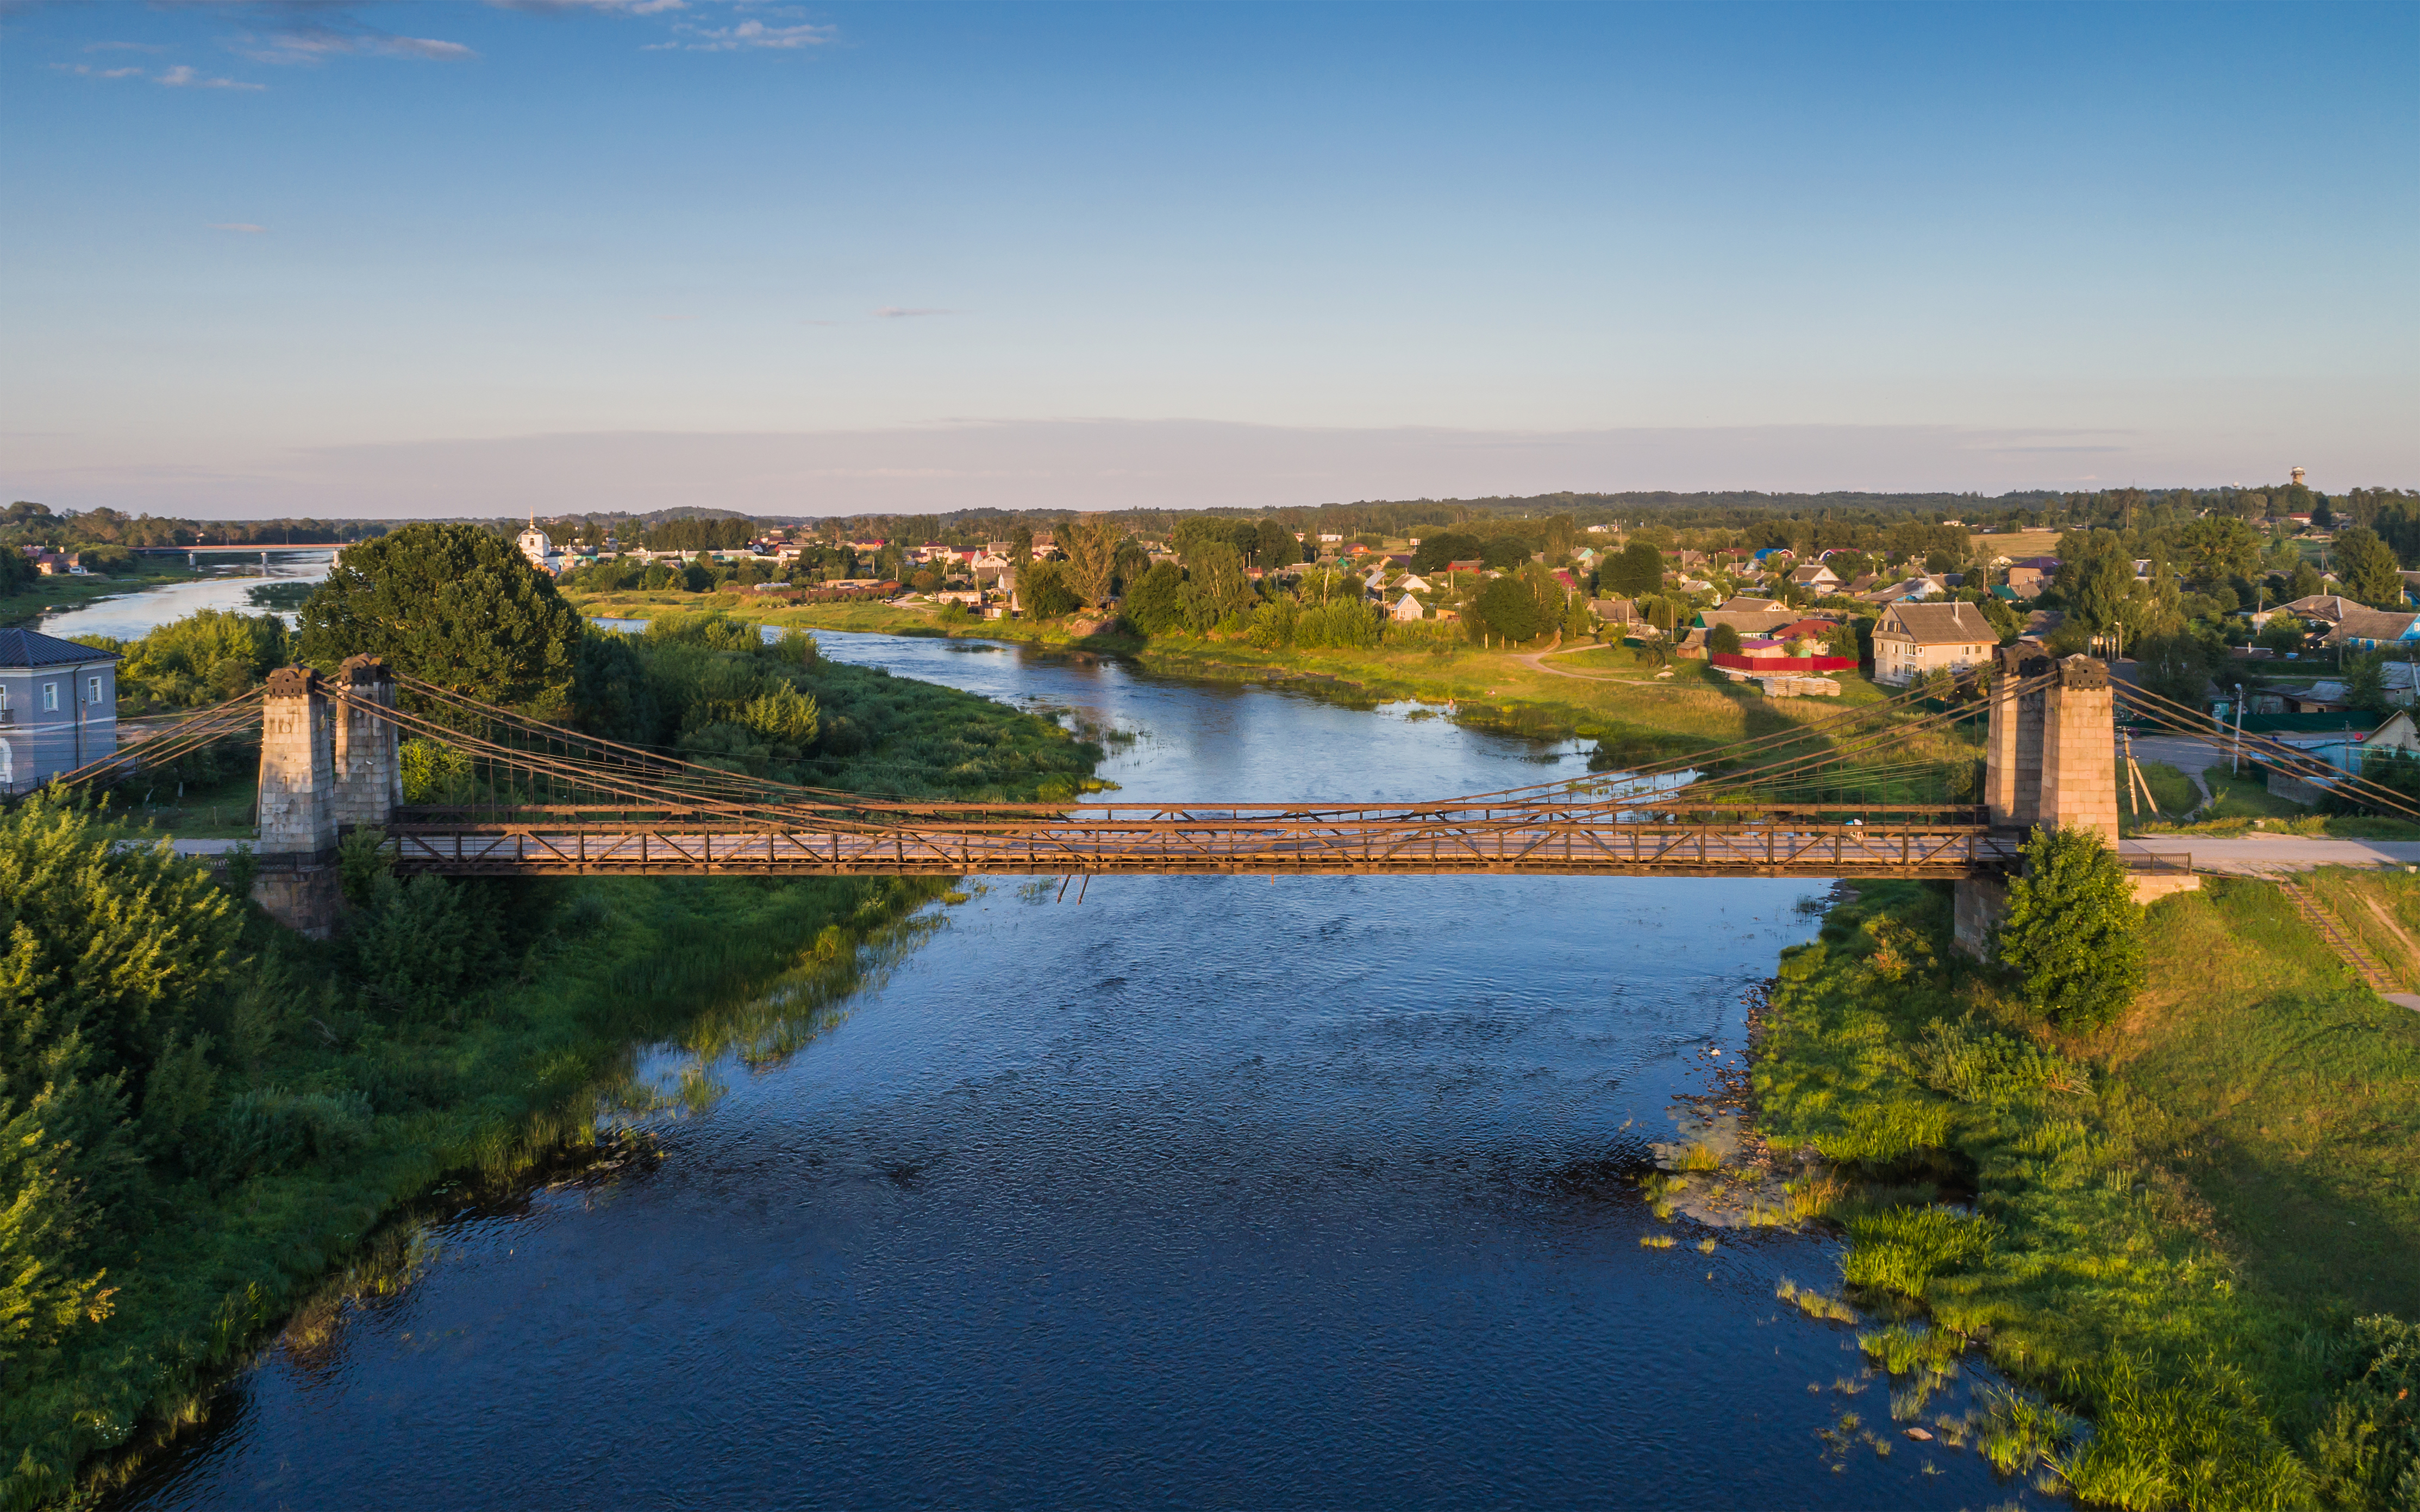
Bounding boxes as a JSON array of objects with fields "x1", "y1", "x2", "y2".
[{"x1": 4, "y1": 1, "x2": 2413, "y2": 517}]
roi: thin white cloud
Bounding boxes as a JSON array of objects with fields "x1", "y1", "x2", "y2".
[
  {"x1": 873, "y1": 307, "x2": 954, "y2": 319},
  {"x1": 487, "y1": 0, "x2": 686, "y2": 13},
  {"x1": 207, "y1": 223, "x2": 267, "y2": 234},
  {"x1": 53, "y1": 63, "x2": 147, "y2": 80},
  {"x1": 239, "y1": 27, "x2": 478, "y2": 65},
  {"x1": 159, "y1": 65, "x2": 267, "y2": 91},
  {"x1": 669, "y1": 19, "x2": 836, "y2": 51}
]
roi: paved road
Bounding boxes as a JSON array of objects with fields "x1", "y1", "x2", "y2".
[{"x1": 2122, "y1": 835, "x2": 2420, "y2": 874}]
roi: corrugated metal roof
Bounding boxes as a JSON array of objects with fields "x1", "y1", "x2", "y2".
[{"x1": 0, "y1": 626, "x2": 121, "y2": 669}]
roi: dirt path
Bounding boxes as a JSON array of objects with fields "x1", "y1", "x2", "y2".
[{"x1": 1512, "y1": 637, "x2": 1682, "y2": 688}]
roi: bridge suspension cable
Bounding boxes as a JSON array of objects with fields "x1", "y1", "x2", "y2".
[
  {"x1": 2111, "y1": 681, "x2": 2420, "y2": 822},
  {"x1": 48, "y1": 687, "x2": 267, "y2": 792}
]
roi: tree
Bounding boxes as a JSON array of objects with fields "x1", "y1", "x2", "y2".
[
  {"x1": 2335, "y1": 526, "x2": 2404, "y2": 607},
  {"x1": 2174, "y1": 515, "x2": 2263, "y2": 592},
  {"x1": 1410, "y1": 531, "x2": 1484, "y2": 573},
  {"x1": 1123, "y1": 560, "x2": 1186, "y2": 633},
  {"x1": 2135, "y1": 629, "x2": 2216, "y2": 708},
  {"x1": 1179, "y1": 542, "x2": 1254, "y2": 630},
  {"x1": 1603, "y1": 540, "x2": 1664, "y2": 597},
  {"x1": 1472, "y1": 575, "x2": 1543, "y2": 643},
  {"x1": 1997, "y1": 824, "x2": 2146, "y2": 1027},
  {"x1": 297, "y1": 523, "x2": 585, "y2": 714},
  {"x1": 1706, "y1": 621, "x2": 1743, "y2": 655},
  {"x1": 2342, "y1": 650, "x2": 2392, "y2": 713},
  {"x1": 1255, "y1": 519, "x2": 1298, "y2": 572},
  {"x1": 1479, "y1": 536, "x2": 1533, "y2": 571},
  {"x1": 1059, "y1": 517, "x2": 1122, "y2": 606},
  {"x1": 2256, "y1": 613, "x2": 2310, "y2": 655}
]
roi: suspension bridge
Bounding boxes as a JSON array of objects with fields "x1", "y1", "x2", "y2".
[{"x1": 55, "y1": 647, "x2": 2414, "y2": 938}]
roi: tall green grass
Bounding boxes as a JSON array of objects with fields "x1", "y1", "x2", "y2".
[{"x1": 1755, "y1": 880, "x2": 2420, "y2": 1509}]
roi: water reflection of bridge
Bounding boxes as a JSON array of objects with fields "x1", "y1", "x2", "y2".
[{"x1": 70, "y1": 649, "x2": 2410, "y2": 938}]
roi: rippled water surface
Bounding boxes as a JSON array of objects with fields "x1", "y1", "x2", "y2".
[{"x1": 115, "y1": 632, "x2": 2045, "y2": 1510}]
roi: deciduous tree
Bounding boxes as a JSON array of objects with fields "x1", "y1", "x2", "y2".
[
  {"x1": 297, "y1": 523, "x2": 585, "y2": 714},
  {"x1": 1997, "y1": 825, "x2": 2145, "y2": 1027}
]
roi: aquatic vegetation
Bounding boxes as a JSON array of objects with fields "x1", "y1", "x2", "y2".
[
  {"x1": 1858, "y1": 1324, "x2": 1965, "y2": 1378},
  {"x1": 1775, "y1": 1277, "x2": 1857, "y2": 1325},
  {"x1": 1696, "y1": 1237, "x2": 1719, "y2": 1254},
  {"x1": 1639, "y1": 1233, "x2": 1676, "y2": 1249}
]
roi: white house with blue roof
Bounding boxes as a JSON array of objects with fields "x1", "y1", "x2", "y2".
[{"x1": 0, "y1": 627, "x2": 121, "y2": 794}]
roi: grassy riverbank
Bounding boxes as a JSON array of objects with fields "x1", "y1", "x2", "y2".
[
  {"x1": 1753, "y1": 879, "x2": 2420, "y2": 1508},
  {"x1": 565, "y1": 589, "x2": 1983, "y2": 787},
  {"x1": 7, "y1": 654, "x2": 1096, "y2": 1508},
  {"x1": 0, "y1": 567, "x2": 210, "y2": 628}
]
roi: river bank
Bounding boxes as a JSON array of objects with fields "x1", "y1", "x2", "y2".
[
  {"x1": 2, "y1": 566, "x2": 215, "y2": 629},
  {"x1": 1751, "y1": 877, "x2": 2420, "y2": 1508},
  {"x1": 565, "y1": 589, "x2": 1983, "y2": 783},
  {"x1": 8, "y1": 632, "x2": 1097, "y2": 1507},
  {"x1": 98, "y1": 628, "x2": 2054, "y2": 1512}
]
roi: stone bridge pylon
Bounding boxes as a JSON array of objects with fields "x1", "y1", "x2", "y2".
[
  {"x1": 1956, "y1": 646, "x2": 2193, "y2": 956},
  {"x1": 249, "y1": 656, "x2": 399, "y2": 937},
  {"x1": 1983, "y1": 648, "x2": 2118, "y2": 846}
]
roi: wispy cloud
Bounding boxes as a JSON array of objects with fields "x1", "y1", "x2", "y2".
[
  {"x1": 487, "y1": 0, "x2": 687, "y2": 14},
  {"x1": 207, "y1": 223, "x2": 267, "y2": 234},
  {"x1": 873, "y1": 307, "x2": 954, "y2": 319},
  {"x1": 160, "y1": 65, "x2": 267, "y2": 91},
  {"x1": 53, "y1": 63, "x2": 147, "y2": 80},
  {"x1": 658, "y1": 19, "x2": 836, "y2": 51},
  {"x1": 240, "y1": 26, "x2": 479, "y2": 65}
]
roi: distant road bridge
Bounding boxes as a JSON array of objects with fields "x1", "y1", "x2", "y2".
[{"x1": 73, "y1": 649, "x2": 2403, "y2": 938}]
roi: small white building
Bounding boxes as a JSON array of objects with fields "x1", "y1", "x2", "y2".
[
  {"x1": 1392, "y1": 593, "x2": 1426, "y2": 622},
  {"x1": 516, "y1": 521, "x2": 555, "y2": 574}
]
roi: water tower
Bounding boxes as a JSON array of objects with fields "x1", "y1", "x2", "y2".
[{"x1": 2292, "y1": 467, "x2": 2306, "y2": 487}]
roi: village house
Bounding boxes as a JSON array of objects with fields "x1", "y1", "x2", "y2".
[
  {"x1": 0, "y1": 626, "x2": 119, "y2": 794},
  {"x1": 2004, "y1": 557, "x2": 2059, "y2": 598},
  {"x1": 2323, "y1": 608, "x2": 2420, "y2": 651},
  {"x1": 1871, "y1": 600, "x2": 1998, "y2": 686},
  {"x1": 2279, "y1": 594, "x2": 2360, "y2": 625},
  {"x1": 1786, "y1": 562, "x2": 1841, "y2": 592},
  {"x1": 2267, "y1": 711, "x2": 2420, "y2": 805},
  {"x1": 1391, "y1": 593, "x2": 1427, "y2": 622}
]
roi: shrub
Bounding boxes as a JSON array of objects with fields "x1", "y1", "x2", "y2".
[
  {"x1": 1997, "y1": 824, "x2": 2146, "y2": 1027},
  {"x1": 1707, "y1": 621, "x2": 1742, "y2": 655},
  {"x1": 215, "y1": 1087, "x2": 373, "y2": 1182}
]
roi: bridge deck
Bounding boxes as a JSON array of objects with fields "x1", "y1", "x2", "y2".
[{"x1": 383, "y1": 820, "x2": 2027, "y2": 879}]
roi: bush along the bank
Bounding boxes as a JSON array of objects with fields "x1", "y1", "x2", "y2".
[
  {"x1": 1753, "y1": 875, "x2": 2418, "y2": 1510},
  {"x1": 0, "y1": 795, "x2": 960, "y2": 1509},
  {"x1": 0, "y1": 614, "x2": 1102, "y2": 1504}
]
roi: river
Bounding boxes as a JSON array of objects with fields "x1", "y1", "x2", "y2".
[
  {"x1": 109, "y1": 628, "x2": 2047, "y2": 1510},
  {"x1": 33, "y1": 550, "x2": 334, "y2": 641}
]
